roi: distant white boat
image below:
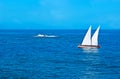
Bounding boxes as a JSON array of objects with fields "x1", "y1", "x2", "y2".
[
  {"x1": 36, "y1": 34, "x2": 45, "y2": 37},
  {"x1": 78, "y1": 25, "x2": 100, "y2": 48},
  {"x1": 35, "y1": 34, "x2": 57, "y2": 38}
]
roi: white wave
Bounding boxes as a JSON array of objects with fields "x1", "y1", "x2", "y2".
[{"x1": 34, "y1": 34, "x2": 58, "y2": 38}]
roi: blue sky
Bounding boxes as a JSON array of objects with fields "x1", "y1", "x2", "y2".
[{"x1": 0, "y1": 0, "x2": 120, "y2": 29}]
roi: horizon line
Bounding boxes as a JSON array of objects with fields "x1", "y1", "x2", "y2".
[{"x1": 0, "y1": 28, "x2": 120, "y2": 30}]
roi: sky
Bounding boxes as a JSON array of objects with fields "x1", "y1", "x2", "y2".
[{"x1": 0, "y1": 0, "x2": 120, "y2": 29}]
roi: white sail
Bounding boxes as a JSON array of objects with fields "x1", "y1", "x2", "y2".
[
  {"x1": 91, "y1": 26, "x2": 100, "y2": 46},
  {"x1": 81, "y1": 26, "x2": 91, "y2": 45}
]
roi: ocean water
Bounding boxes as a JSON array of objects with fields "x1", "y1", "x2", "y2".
[{"x1": 0, "y1": 30, "x2": 120, "y2": 79}]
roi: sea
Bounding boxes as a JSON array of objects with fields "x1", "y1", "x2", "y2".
[{"x1": 0, "y1": 30, "x2": 120, "y2": 79}]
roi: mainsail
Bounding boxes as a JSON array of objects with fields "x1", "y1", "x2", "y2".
[
  {"x1": 92, "y1": 26, "x2": 100, "y2": 46},
  {"x1": 81, "y1": 26, "x2": 91, "y2": 45}
]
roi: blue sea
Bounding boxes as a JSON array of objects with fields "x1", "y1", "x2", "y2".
[{"x1": 0, "y1": 30, "x2": 120, "y2": 79}]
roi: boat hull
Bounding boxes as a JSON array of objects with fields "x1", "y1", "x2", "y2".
[{"x1": 78, "y1": 45, "x2": 100, "y2": 48}]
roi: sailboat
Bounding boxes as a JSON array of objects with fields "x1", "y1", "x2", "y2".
[{"x1": 78, "y1": 25, "x2": 100, "y2": 48}]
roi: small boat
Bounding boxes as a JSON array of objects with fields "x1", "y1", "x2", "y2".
[
  {"x1": 35, "y1": 34, "x2": 46, "y2": 37},
  {"x1": 78, "y1": 25, "x2": 100, "y2": 48},
  {"x1": 35, "y1": 34, "x2": 57, "y2": 38}
]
